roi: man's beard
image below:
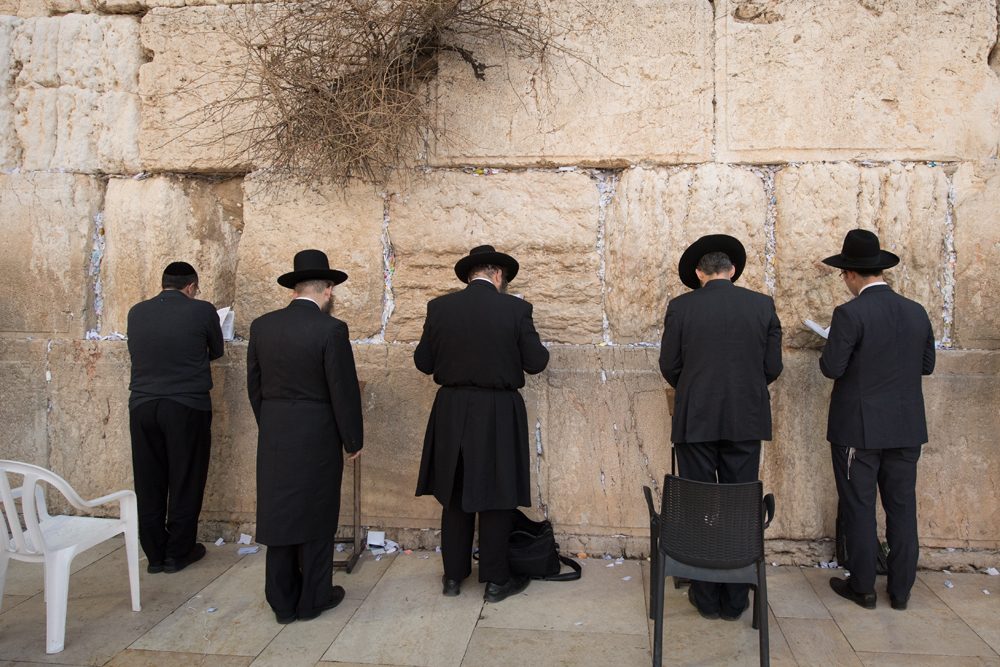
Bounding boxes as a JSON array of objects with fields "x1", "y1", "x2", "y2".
[
  {"x1": 322, "y1": 298, "x2": 334, "y2": 315},
  {"x1": 499, "y1": 278, "x2": 509, "y2": 294}
]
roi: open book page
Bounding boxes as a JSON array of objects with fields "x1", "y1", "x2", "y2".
[{"x1": 804, "y1": 319, "x2": 830, "y2": 340}]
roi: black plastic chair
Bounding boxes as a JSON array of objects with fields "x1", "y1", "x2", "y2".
[{"x1": 647, "y1": 475, "x2": 775, "y2": 667}]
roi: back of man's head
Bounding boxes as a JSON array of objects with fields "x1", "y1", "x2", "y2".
[
  {"x1": 294, "y1": 279, "x2": 332, "y2": 295},
  {"x1": 697, "y1": 251, "x2": 733, "y2": 276},
  {"x1": 162, "y1": 261, "x2": 198, "y2": 290}
]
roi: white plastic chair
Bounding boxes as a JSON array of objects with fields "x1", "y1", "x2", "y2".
[{"x1": 0, "y1": 460, "x2": 140, "y2": 654}]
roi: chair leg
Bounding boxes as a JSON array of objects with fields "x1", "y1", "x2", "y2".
[
  {"x1": 124, "y1": 526, "x2": 142, "y2": 612},
  {"x1": 648, "y1": 531, "x2": 657, "y2": 620},
  {"x1": 43, "y1": 550, "x2": 74, "y2": 654},
  {"x1": 0, "y1": 552, "x2": 8, "y2": 612},
  {"x1": 751, "y1": 584, "x2": 759, "y2": 630},
  {"x1": 651, "y1": 556, "x2": 666, "y2": 667},
  {"x1": 757, "y1": 562, "x2": 770, "y2": 667}
]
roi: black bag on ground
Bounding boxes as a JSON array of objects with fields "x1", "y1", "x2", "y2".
[{"x1": 508, "y1": 509, "x2": 582, "y2": 581}]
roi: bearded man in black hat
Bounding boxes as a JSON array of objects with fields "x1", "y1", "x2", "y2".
[
  {"x1": 127, "y1": 261, "x2": 224, "y2": 574},
  {"x1": 414, "y1": 245, "x2": 549, "y2": 603},
  {"x1": 658, "y1": 234, "x2": 783, "y2": 621},
  {"x1": 247, "y1": 249, "x2": 363, "y2": 624},
  {"x1": 820, "y1": 229, "x2": 935, "y2": 611}
]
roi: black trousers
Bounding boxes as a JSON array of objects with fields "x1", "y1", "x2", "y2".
[
  {"x1": 831, "y1": 444, "x2": 921, "y2": 602},
  {"x1": 265, "y1": 535, "x2": 336, "y2": 616},
  {"x1": 129, "y1": 399, "x2": 212, "y2": 564},
  {"x1": 674, "y1": 439, "x2": 761, "y2": 616},
  {"x1": 441, "y1": 454, "x2": 514, "y2": 585}
]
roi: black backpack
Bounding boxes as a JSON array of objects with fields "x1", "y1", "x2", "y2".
[{"x1": 507, "y1": 510, "x2": 582, "y2": 581}]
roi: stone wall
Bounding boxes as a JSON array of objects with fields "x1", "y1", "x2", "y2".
[{"x1": 1, "y1": 0, "x2": 999, "y2": 567}]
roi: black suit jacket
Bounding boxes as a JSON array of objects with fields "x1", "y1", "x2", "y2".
[
  {"x1": 127, "y1": 290, "x2": 224, "y2": 411},
  {"x1": 247, "y1": 298, "x2": 363, "y2": 544},
  {"x1": 659, "y1": 280, "x2": 783, "y2": 443},
  {"x1": 820, "y1": 284, "x2": 935, "y2": 449},
  {"x1": 414, "y1": 280, "x2": 549, "y2": 510}
]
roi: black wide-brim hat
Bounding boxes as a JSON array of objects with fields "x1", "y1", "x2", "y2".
[
  {"x1": 277, "y1": 249, "x2": 348, "y2": 288},
  {"x1": 677, "y1": 234, "x2": 747, "y2": 290},
  {"x1": 822, "y1": 229, "x2": 899, "y2": 271},
  {"x1": 454, "y1": 245, "x2": 520, "y2": 284}
]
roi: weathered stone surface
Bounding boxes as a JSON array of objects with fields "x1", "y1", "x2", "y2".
[
  {"x1": 774, "y1": 163, "x2": 949, "y2": 348},
  {"x1": 0, "y1": 339, "x2": 49, "y2": 467},
  {"x1": 138, "y1": 6, "x2": 253, "y2": 172},
  {"x1": 12, "y1": 15, "x2": 142, "y2": 173},
  {"x1": 0, "y1": 173, "x2": 104, "y2": 336},
  {"x1": 431, "y1": 1, "x2": 712, "y2": 166},
  {"x1": 953, "y1": 161, "x2": 1000, "y2": 349},
  {"x1": 605, "y1": 164, "x2": 769, "y2": 343},
  {"x1": 0, "y1": 19, "x2": 20, "y2": 170},
  {"x1": 387, "y1": 170, "x2": 603, "y2": 343},
  {"x1": 716, "y1": 0, "x2": 1000, "y2": 161},
  {"x1": 235, "y1": 175, "x2": 385, "y2": 340},
  {"x1": 100, "y1": 176, "x2": 244, "y2": 336},
  {"x1": 0, "y1": 0, "x2": 46, "y2": 17}
]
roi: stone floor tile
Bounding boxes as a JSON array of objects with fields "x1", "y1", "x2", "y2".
[
  {"x1": 0, "y1": 544, "x2": 242, "y2": 665},
  {"x1": 477, "y1": 559, "x2": 647, "y2": 636},
  {"x1": 804, "y1": 568, "x2": 997, "y2": 657},
  {"x1": 778, "y1": 617, "x2": 863, "y2": 666},
  {"x1": 105, "y1": 649, "x2": 253, "y2": 666},
  {"x1": 316, "y1": 663, "x2": 401, "y2": 667},
  {"x1": 0, "y1": 596, "x2": 30, "y2": 614},
  {"x1": 322, "y1": 552, "x2": 483, "y2": 667},
  {"x1": 0, "y1": 661, "x2": 91, "y2": 667},
  {"x1": 1, "y1": 539, "x2": 123, "y2": 597},
  {"x1": 132, "y1": 552, "x2": 277, "y2": 656},
  {"x1": 857, "y1": 653, "x2": 1000, "y2": 666},
  {"x1": 339, "y1": 552, "x2": 396, "y2": 601},
  {"x1": 767, "y1": 566, "x2": 831, "y2": 619},
  {"x1": 250, "y1": 598, "x2": 361, "y2": 667},
  {"x1": 919, "y1": 572, "x2": 1000, "y2": 654},
  {"x1": 461, "y1": 627, "x2": 650, "y2": 666}
]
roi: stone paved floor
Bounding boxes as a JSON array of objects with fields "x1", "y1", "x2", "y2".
[{"x1": 1, "y1": 538, "x2": 998, "y2": 666}]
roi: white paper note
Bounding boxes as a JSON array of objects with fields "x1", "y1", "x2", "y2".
[{"x1": 804, "y1": 319, "x2": 830, "y2": 339}]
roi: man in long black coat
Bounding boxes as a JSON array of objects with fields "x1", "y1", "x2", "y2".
[
  {"x1": 247, "y1": 249, "x2": 363, "y2": 624},
  {"x1": 820, "y1": 229, "x2": 935, "y2": 611},
  {"x1": 415, "y1": 245, "x2": 549, "y2": 603},
  {"x1": 128, "y1": 261, "x2": 224, "y2": 574},
  {"x1": 658, "y1": 234, "x2": 783, "y2": 621}
]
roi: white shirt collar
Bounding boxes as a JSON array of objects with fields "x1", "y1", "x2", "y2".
[
  {"x1": 294, "y1": 295, "x2": 322, "y2": 307},
  {"x1": 859, "y1": 281, "x2": 888, "y2": 294},
  {"x1": 470, "y1": 277, "x2": 495, "y2": 286}
]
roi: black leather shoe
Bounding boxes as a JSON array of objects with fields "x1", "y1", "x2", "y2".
[
  {"x1": 829, "y1": 577, "x2": 876, "y2": 609},
  {"x1": 164, "y1": 543, "x2": 206, "y2": 573},
  {"x1": 721, "y1": 600, "x2": 750, "y2": 621},
  {"x1": 688, "y1": 592, "x2": 720, "y2": 620},
  {"x1": 890, "y1": 595, "x2": 909, "y2": 610},
  {"x1": 484, "y1": 575, "x2": 530, "y2": 603},
  {"x1": 298, "y1": 586, "x2": 345, "y2": 621},
  {"x1": 146, "y1": 562, "x2": 164, "y2": 574},
  {"x1": 274, "y1": 611, "x2": 296, "y2": 624},
  {"x1": 442, "y1": 576, "x2": 461, "y2": 597}
]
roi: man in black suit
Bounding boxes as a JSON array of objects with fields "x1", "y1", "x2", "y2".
[
  {"x1": 247, "y1": 249, "x2": 364, "y2": 624},
  {"x1": 658, "y1": 234, "x2": 783, "y2": 621},
  {"x1": 127, "y1": 261, "x2": 224, "y2": 574},
  {"x1": 415, "y1": 245, "x2": 549, "y2": 603},
  {"x1": 820, "y1": 229, "x2": 935, "y2": 611}
]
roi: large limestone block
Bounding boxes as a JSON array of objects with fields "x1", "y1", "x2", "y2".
[
  {"x1": 139, "y1": 5, "x2": 254, "y2": 172},
  {"x1": 0, "y1": 172, "x2": 104, "y2": 336},
  {"x1": 0, "y1": 339, "x2": 49, "y2": 467},
  {"x1": 774, "y1": 162, "x2": 949, "y2": 348},
  {"x1": 716, "y1": 0, "x2": 1000, "y2": 161},
  {"x1": 100, "y1": 176, "x2": 244, "y2": 336},
  {"x1": 0, "y1": 0, "x2": 47, "y2": 17},
  {"x1": 12, "y1": 15, "x2": 142, "y2": 172},
  {"x1": 388, "y1": 170, "x2": 603, "y2": 343},
  {"x1": 0, "y1": 19, "x2": 20, "y2": 169},
  {"x1": 953, "y1": 161, "x2": 1000, "y2": 349},
  {"x1": 432, "y1": 1, "x2": 713, "y2": 166},
  {"x1": 605, "y1": 165, "x2": 768, "y2": 344},
  {"x1": 537, "y1": 346, "x2": 672, "y2": 537},
  {"x1": 235, "y1": 175, "x2": 385, "y2": 340}
]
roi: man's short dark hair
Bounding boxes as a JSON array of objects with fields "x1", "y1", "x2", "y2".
[
  {"x1": 162, "y1": 261, "x2": 197, "y2": 290},
  {"x1": 294, "y1": 279, "x2": 334, "y2": 293},
  {"x1": 697, "y1": 251, "x2": 733, "y2": 275},
  {"x1": 469, "y1": 263, "x2": 505, "y2": 280},
  {"x1": 853, "y1": 268, "x2": 884, "y2": 278}
]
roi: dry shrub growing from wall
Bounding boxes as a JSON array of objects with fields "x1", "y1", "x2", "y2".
[{"x1": 208, "y1": 0, "x2": 561, "y2": 186}]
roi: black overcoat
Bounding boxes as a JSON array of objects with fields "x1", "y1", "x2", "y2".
[
  {"x1": 247, "y1": 299, "x2": 363, "y2": 546},
  {"x1": 820, "y1": 284, "x2": 935, "y2": 449},
  {"x1": 414, "y1": 280, "x2": 549, "y2": 512},
  {"x1": 658, "y1": 279, "x2": 783, "y2": 443}
]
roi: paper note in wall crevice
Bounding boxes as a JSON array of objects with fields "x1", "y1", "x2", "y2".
[
  {"x1": 217, "y1": 307, "x2": 235, "y2": 341},
  {"x1": 804, "y1": 319, "x2": 830, "y2": 339}
]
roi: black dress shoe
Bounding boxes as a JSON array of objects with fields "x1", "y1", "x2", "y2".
[
  {"x1": 274, "y1": 611, "x2": 296, "y2": 624},
  {"x1": 890, "y1": 596, "x2": 909, "y2": 610},
  {"x1": 298, "y1": 585, "x2": 346, "y2": 621},
  {"x1": 721, "y1": 600, "x2": 750, "y2": 622},
  {"x1": 442, "y1": 576, "x2": 461, "y2": 597},
  {"x1": 146, "y1": 562, "x2": 164, "y2": 574},
  {"x1": 688, "y1": 592, "x2": 720, "y2": 620},
  {"x1": 829, "y1": 577, "x2": 876, "y2": 609},
  {"x1": 484, "y1": 575, "x2": 530, "y2": 603},
  {"x1": 164, "y1": 543, "x2": 207, "y2": 573}
]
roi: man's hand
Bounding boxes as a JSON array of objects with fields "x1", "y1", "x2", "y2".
[{"x1": 347, "y1": 451, "x2": 362, "y2": 461}]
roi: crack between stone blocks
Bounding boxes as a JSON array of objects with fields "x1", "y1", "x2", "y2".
[
  {"x1": 710, "y1": 0, "x2": 718, "y2": 162},
  {"x1": 378, "y1": 192, "x2": 395, "y2": 343},
  {"x1": 940, "y1": 171, "x2": 957, "y2": 349},
  {"x1": 591, "y1": 169, "x2": 618, "y2": 345},
  {"x1": 533, "y1": 418, "x2": 547, "y2": 519},
  {"x1": 84, "y1": 208, "x2": 106, "y2": 339},
  {"x1": 750, "y1": 165, "x2": 780, "y2": 297}
]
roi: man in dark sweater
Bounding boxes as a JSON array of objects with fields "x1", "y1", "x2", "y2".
[{"x1": 127, "y1": 261, "x2": 224, "y2": 574}]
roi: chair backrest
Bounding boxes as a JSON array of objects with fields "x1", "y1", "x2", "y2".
[
  {"x1": 659, "y1": 475, "x2": 764, "y2": 570},
  {"x1": 0, "y1": 460, "x2": 78, "y2": 556}
]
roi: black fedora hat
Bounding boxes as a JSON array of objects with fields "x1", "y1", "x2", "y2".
[
  {"x1": 822, "y1": 229, "x2": 899, "y2": 271},
  {"x1": 677, "y1": 234, "x2": 746, "y2": 290},
  {"x1": 277, "y1": 249, "x2": 348, "y2": 288},
  {"x1": 454, "y1": 245, "x2": 520, "y2": 284}
]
